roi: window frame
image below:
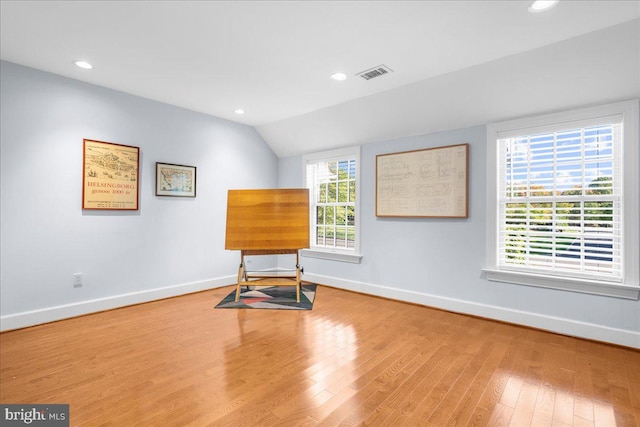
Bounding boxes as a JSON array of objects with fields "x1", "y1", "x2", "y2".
[
  {"x1": 302, "y1": 146, "x2": 362, "y2": 263},
  {"x1": 484, "y1": 100, "x2": 639, "y2": 299}
]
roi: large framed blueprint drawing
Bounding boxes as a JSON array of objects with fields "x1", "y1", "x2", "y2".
[{"x1": 376, "y1": 143, "x2": 468, "y2": 218}]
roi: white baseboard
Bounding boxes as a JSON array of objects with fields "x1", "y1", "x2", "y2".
[
  {"x1": 0, "y1": 275, "x2": 235, "y2": 332},
  {"x1": 304, "y1": 273, "x2": 640, "y2": 349},
  {"x1": 4, "y1": 273, "x2": 637, "y2": 349}
]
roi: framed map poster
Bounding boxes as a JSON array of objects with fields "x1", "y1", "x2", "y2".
[
  {"x1": 376, "y1": 143, "x2": 468, "y2": 218},
  {"x1": 155, "y1": 162, "x2": 196, "y2": 197},
  {"x1": 82, "y1": 139, "x2": 140, "y2": 210}
]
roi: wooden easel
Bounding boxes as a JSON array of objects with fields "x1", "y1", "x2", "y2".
[
  {"x1": 225, "y1": 189, "x2": 310, "y2": 302},
  {"x1": 236, "y1": 249, "x2": 303, "y2": 302}
]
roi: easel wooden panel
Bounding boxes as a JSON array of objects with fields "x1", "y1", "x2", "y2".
[
  {"x1": 225, "y1": 189, "x2": 310, "y2": 302},
  {"x1": 225, "y1": 188, "x2": 310, "y2": 250}
]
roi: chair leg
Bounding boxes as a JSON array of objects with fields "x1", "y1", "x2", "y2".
[
  {"x1": 295, "y1": 252, "x2": 301, "y2": 303},
  {"x1": 235, "y1": 258, "x2": 244, "y2": 302}
]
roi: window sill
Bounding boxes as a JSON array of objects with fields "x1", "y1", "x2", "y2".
[
  {"x1": 301, "y1": 249, "x2": 362, "y2": 264},
  {"x1": 483, "y1": 268, "x2": 639, "y2": 300}
]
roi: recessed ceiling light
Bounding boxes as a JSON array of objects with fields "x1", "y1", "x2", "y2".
[
  {"x1": 528, "y1": 0, "x2": 559, "y2": 13},
  {"x1": 331, "y1": 72, "x2": 347, "y2": 81},
  {"x1": 75, "y1": 60, "x2": 93, "y2": 69},
  {"x1": 234, "y1": 109, "x2": 245, "y2": 115}
]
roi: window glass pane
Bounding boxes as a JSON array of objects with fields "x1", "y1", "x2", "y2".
[
  {"x1": 338, "y1": 181, "x2": 348, "y2": 203},
  {"x1": 349, "y1": 181, "x2": 356, "y2": 202},
  {"x1": 318, "y1": 183, "x2": 327, "y2": 203},
  {"x1": 316, "y1": 206, "x2": 325, "y2": 225},
  {"x1": 529, "y1": 202, "x2": 552, "y2": 232},
  {"x1": 335, "y1": 226, "x2": 346, "y2": 248},
  {"x1": 325, "y1": 206, "x2": 335, "y2": 225},
  {"x1": 316, "y1": 227, "x2": 325, "y2": 246},
  {"x1": 349, "y1": 160, "x2": 356, "y2": 179},
  {"x1": 505, "y1": 203, "x2": 527, "y2": 229},
  {"x1": 328, "y1": 162, "x2": 337, "y2": 182},
  {"x1": 556, "y1": 163, "x2": 583, "y2": 193},
  {"x1": 585, "y1": 163, "x2": 612, "y2": 181},
  {"x1": 504, "y1": 231, "x2": 527, "y2": 264},
  {"x1": 347, "y1": 228, "x2": 355, "y2": 248},
  {"x1": 336, "y1": 206, "x2": 346, "y2": 225},
  {"x1": 556, "y1": 202, "x2": 581, "y2": 231},
  {"x1": 325, "y1": 227, "x2": 335, "y2": 246},
  {"x1": 327, "y1": 183, "x2": 336, "y2": 203},
  {"x1": 347, "y1": 206, "x2": 355, "y2": 226},
  {"x1": 556, "y1": 130, "x2": 582, "y2": 164},
  {"x1": 585, "y1": 201, "x2": 613, "y2": 230},
  {"x1": 586, "y1": 176, "x2": 612, "y2": 194},
  {"x1": 338, "y1": 160, "x2": 349, "y2": 177}
]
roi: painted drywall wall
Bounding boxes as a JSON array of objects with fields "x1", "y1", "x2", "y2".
[
  {"x1": 279, "y1": 124, "x2": 640, "y2": 348},
  {"x1": 0, "y1": 61, "x2": 278, "y2": 328}
]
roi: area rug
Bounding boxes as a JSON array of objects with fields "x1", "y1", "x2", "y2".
[{"x1": 215, "y1": 284, "x2": 317, "y2": 310}]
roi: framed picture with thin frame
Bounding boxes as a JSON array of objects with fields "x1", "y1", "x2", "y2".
[
  {"x1": 376, "y1": 143, "x2": 468, "y2": 218},
  {"x1": 155, "y1": 162, "x2": 196, "y2": 197}
]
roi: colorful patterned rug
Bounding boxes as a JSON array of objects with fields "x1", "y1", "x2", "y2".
[{"x1": 215, "y1": 284, "x2": 317, "y2": 310}]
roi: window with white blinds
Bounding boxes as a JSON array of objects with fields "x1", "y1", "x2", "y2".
[
  {"x1": 498, "y1": 122, "x2": 622, "y2": 281},
  {"x1": 485, "y1": 100, "x2": 639, "y2": 299}
]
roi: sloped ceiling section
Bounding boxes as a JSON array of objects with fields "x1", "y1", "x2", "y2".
[
  {"x1": 1, "y1": 2, "x2": 639, "y2": 158},
  {"x1": 257, "y1": 19, "x2": 640, "y2": 158}
]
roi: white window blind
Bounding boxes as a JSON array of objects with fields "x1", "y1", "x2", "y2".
[{"x1": 497, "y1": 120, "x2": 622, "y2": 282}]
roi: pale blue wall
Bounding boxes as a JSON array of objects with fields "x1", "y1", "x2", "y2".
[
  {"x1": 1, "y1": 57, "x2": 637, "y2": 346},
  {"x1": 279, "y1": 125, "x2": 640, "y2": 344},
  {"x1": 0, "y1": 60, "x2": 278, "y2": 318}
]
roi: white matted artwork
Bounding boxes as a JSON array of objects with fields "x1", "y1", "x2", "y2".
[
  {"x1": 155, "y1": 162, "x2": 196, "y2": 197},
  {"x1": 376, "y1": 143, "x2": 468, "y2": 218}
]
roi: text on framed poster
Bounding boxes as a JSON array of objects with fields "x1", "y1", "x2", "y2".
[
  {"x1": 376, "y1": 143, "x2": 468, "y2": 217},
  {"x1": 82, "y1": 139, "x2": 140, "y2": 210}
]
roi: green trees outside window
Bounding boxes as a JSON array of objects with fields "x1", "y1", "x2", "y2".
[
  {"x1": 504, "y1": 177, "x2": 614, "y2": 264},
  {"x1": 313, "y1": 160, "x2": 356, "y2": 249}
]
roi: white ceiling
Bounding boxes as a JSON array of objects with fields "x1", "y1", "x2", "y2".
[{"x1": 1, "y1": 1, "x2": 639, "y2": 156}]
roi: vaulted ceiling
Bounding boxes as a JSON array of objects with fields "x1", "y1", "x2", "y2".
[{"x1": 1, "y1": 1, "x2": 638, "y2": 156}]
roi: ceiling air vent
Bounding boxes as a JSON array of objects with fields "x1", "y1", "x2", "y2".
[{"x1": 356, "y1": 65, "x2": 393, "y2": 80}]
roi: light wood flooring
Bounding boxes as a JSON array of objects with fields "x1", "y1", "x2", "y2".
[{"x1": 1, "y1": 285, "x2": 639, "y2": 426}]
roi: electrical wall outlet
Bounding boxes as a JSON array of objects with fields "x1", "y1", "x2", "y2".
[{"x1": 73, "y1": 273, "x2": 83, "y2": 288}]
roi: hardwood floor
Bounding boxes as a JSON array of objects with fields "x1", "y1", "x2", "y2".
[{"x1": 1, "y1": 285, "x2": 639, "y2": 426}]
